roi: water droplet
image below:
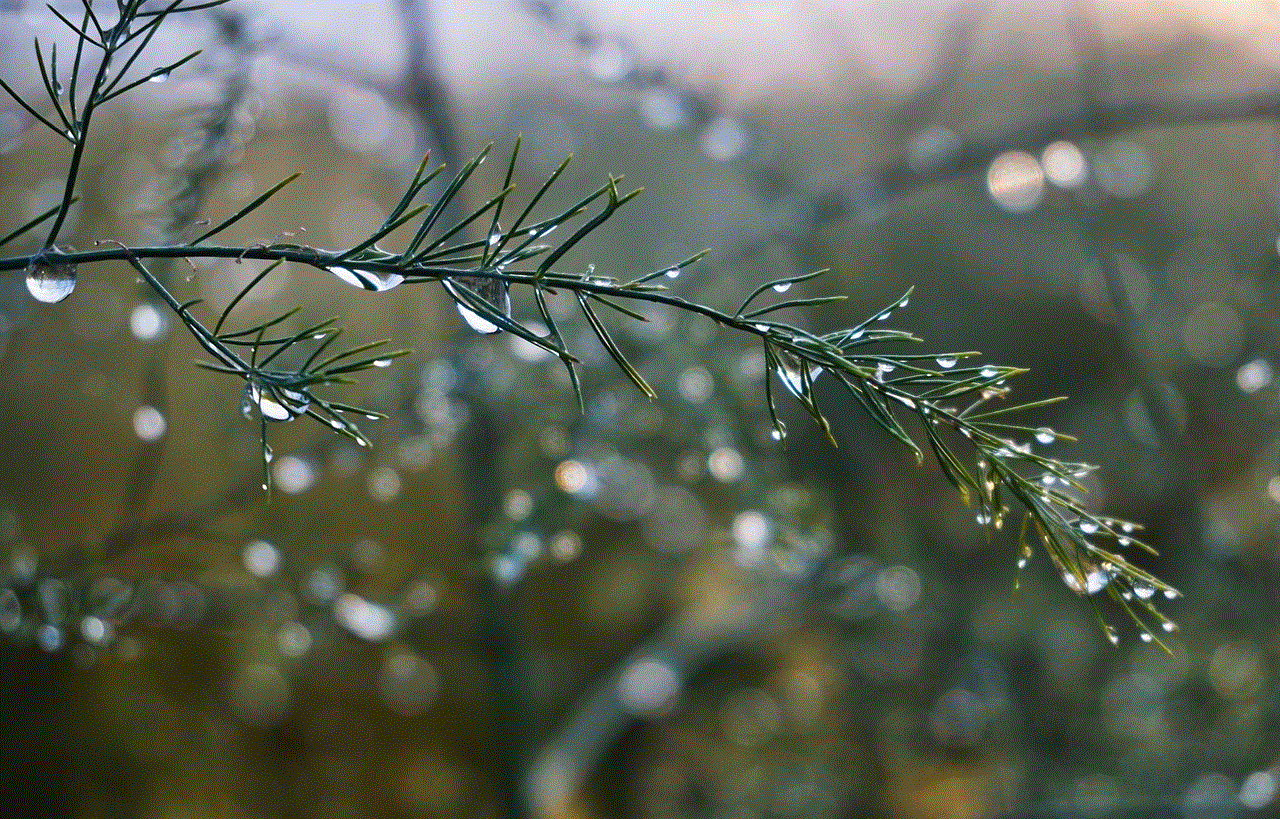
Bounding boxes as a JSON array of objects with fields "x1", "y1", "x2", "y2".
[
  {"x1": 1163, "y1": 588, "x2": 1179, "y2": 600},
  {"x1": 875, "y1": 311, "x2": 891, "y2": 322},
  {"x1": 664, "y1": 268, "x2": 680, "y2": 279},
  {"x1": 1016, "y1": 556, "x2": 1028, "y2": 569},
  {"x1": 1078, "y1": 520, "x2": 1099, "y2": 534},
  {"x1": 1041, "y1": 474, "x2": 1056, "y2": 486},
  {"x1": 1132, "y1": 582, "x2": 1156, "y2": 600},
  {"x1": 327, "y1": 266, "x2": 404, "y2": 292},
  {"x1": 25, "y1": 258, "x2": 76, "y2": 303},
  {"x1": 975, "y1": 511, "x2": 992, "y2": 525},
  {"x1": 1105, "y1": 625, "x2": 1120, "y2": 645},
  {"x1": 776, "y1": 360, "x2": 822, "y2": 397},
  {"x1": 449, "y1": 277, "x2": 509, "y2": 335},
  {"x1": 53, "y1": 78, "x2": 64, "y2": 96},
  {"x1": 1139, "y1": 632, "x2": 1153, "y2": 643},
  {"x1": 772, "y1": 281, "x2": 792, "y2": 293},
  {"x1": 895, "y1": 394, "x2": 916, "y2": 409},
  {"x1": 1035, "y1": 427, "x2": 1056, "y2": 445},
  {"x1": 1162, "y1": 620, "x2": 1177, "y2": 632},
  {"x1": 148, "y1": 68, "x2": 170, "y2": 83},
  {"x1": 1117, "y1": 536, "x2": 1130, "y2": 547},
  {"x1": 980, "y1": 367, "x2": 998, "y2": 378},
  {"x1": 456, "y1": 302, "x2": 501, "y2": 334},
  {"x1": 935, "y1": 356, "x2": 957, "y2": 369},
  {"x1": 372, "y1": 358, "x2": 392, "y2": 368},
  {"x1": 770, "y1": 428, "x2": 784, "y2": 441},
  {"x1": 242, "y1": 383, "x2": 309, "y2": 422},
  {"x1": 1121, "y1": 522, "x2": 1135, "y2": 533}
]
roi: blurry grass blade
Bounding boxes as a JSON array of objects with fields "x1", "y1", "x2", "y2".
[
  {"x1": 214, "y1": 259, "x2": 283, "y2": 335},
  {"x1": 741, "y1": 294, "x2": 847, "y2": 320},
  {"x1": 405, "y1": 145, "x2": 492, "y2": 257},
  {"x1": 586, "y1": 292, "x2": 650, "y2": 323},
  {"x1": 483, "y1": 136, "x2": 522, "y2": 265},
  {"x1": 0, "y1": 74, "x2": 67, "y2": 138},
  {"x1": 735, "y1": 269, "x2": 828, "y2": 316},
  {"x1": 0, "y1": 198, "x2": 77, "y2": 247},
  {"x1": 535, "y1": 178, "x2": 641, "y2": 282},
  {"x1": 577, "y1": 292, "x2": 655, "y2": 399},
  {"x1": 100, "y1": 49, "x2": 202, "y2": 103},
  {"x1": 33, "y1": 41, "x2": 71, "y2": 130},
  {"x1": 46, "y1": 5, "x2": 104, "y2": 47},
  {"x1": 623, "y1": 248, "x2": 711, "y2": 287},
  {"x1": 191, "y1": 173, "x2": 302, "y2": 245},
  {"x1": 508, "y1": 152, "x2": 572, "y2": 239},
  {"x1": 534, "y1": 285, "x2": 584, "y2": 413}
]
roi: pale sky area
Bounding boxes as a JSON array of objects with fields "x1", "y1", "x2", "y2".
[{"x1": 4, "y1": 1, "x2": 1280, "y2": 112}]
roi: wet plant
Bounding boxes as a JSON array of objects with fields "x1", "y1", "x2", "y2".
[{"x1": 0, "y1": 0, "x2": 1177, "y2": 645}]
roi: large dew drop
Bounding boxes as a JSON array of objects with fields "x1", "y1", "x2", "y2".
[
  {"x1": 328, "y1": 266, "x2": 404, "y2": 293},
  {"x1": 776, "y1": 359, "x2": 822, "y2": 398},
  {"x1": 241, "y1": 383, "x2": 310, "y2": 422},
  {"x1": 448, "y1": 276, "x2": 509, "y2": 335},
  {"x1": 25, "y1": 259, "x2": 77, "y2": 304}
]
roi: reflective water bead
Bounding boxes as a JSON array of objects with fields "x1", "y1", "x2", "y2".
[
  {"x1": 25, "y1": 258, "x2": 77, "y2": 303},
  {"x1": 936, "y1": 356, "x2": 957, "y2": 369},
  {"x1": 1035, "y1": 427, "x2": 1056, "y2": 445},
  {"x1": 327, "y1": 266, "x2": 404, "y2": 292},
  {"x1": 772, "y1": 281, "x2": 791, "y2": 293}
]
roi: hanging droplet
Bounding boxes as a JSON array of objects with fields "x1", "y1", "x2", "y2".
[
  {"x1": 1035, "y1": 427, "x2": 1056, "y2": 445},
  {"x1": 487, "y1": 227, "x2": 502, "y2": 247},
  {"x1": 327, "y1": 266, "x2": 404, "y2": 292},
  {"x1": 770, "y1": 428, "x2": 784, "y2": 441},
  {"x1": 148, "y1": 68, "x2": 171, "y2": 83},
  {"x1": 25, "y1": 258, "x2": 77, "y2": 303},
  {"x1": 1139, "y1": 632, "x2": 1153, "y2": 643},
  {"x1": 449, "y1": 277, "x2": 509, "y2": 335},
  {"x1": 1105, "y1": 625, "x2": 1119, "y2": 645},
  {"x1": 776, "y1": 358, "x2": 821, "y2": 397},
  {"x1": 1132, "y1": 582, "x2": 1156, "y2": 600},
  {"x1": 242, "y1": 383, "x2": 309, "y2": 422},
  {"x1": 980, "y1": 367, "x2": 998, "y2": 378},
  {"x1": 372, "y1": 358, "x2": 392, "y2": 368},
  {"x1": 936, "y1": 356, "x2": 957, "y2": 369},
  {"x1": 1078, "y1": 520, "x2": 1099, "y2": 534},
  {"x1": 664, "y1": 269, "x2": 680, "y2": 279},
  {"x1": 53, "y1": 77, "x2": 64, "y2": 96},
  {"x1": 975, "y1": 510, "x2": 992, "y2": 525},
  {"x1": 772, "y1": 281, "x2": 792, "y2": 293}
]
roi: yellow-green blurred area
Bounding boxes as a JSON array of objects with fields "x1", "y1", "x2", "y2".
[{"x1": 2, "y1": 1, "x2": 1280, "y2": 817}]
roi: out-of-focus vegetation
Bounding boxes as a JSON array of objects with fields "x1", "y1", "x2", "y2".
[{"x1": 2, "y1": 2, "x2": 1279, "y2": 818}]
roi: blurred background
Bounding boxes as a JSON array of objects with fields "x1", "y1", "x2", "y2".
[{"x1": 2, "y1": 1, "x2": 1280, "y2": 817}]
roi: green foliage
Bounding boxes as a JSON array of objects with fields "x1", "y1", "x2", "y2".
[{"x1": 0, "y1": 0, "x2": 1177, "y2": 644}]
